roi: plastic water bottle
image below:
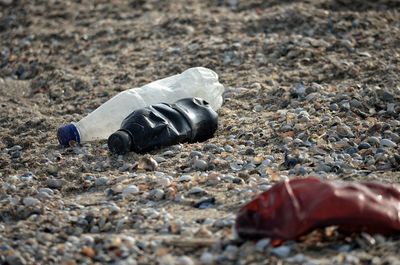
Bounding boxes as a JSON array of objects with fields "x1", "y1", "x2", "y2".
[
  {"x1": 57, "y1": 67, "x2": 224, "y2": 146},
  {"x1": 108, "y1": 98, "x2": 218, "y2": 154}
]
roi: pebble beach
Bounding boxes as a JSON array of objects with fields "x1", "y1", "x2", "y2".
[{"x1": 1, "y1": 0, "x2": 400, "y2": 264}]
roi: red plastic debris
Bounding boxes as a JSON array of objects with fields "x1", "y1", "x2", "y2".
[{"x1": 235, "y1": 177, "x2": 400, "y2": 241}]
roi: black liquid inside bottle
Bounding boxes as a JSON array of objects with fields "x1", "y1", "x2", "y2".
[{"x1": 108, "y1": 98, "x2": 218, "y2": 154}]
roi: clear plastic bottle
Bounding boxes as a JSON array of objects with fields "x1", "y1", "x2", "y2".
[{"x1": 57, "y1": 67, "x2": 224, "y2": 145}]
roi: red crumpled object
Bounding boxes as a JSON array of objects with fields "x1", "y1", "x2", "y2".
[{"x1": 235, "y1": 177, "x2": 400, "y2": 241}]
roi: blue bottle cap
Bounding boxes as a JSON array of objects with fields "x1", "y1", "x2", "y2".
[{"x1": 57, "y1": 123, "x2": 80, "y2": 146}]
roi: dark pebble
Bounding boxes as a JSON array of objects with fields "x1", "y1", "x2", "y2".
[
  {"x1": 232, "y1": 177, "x2": 244, "y2": 184},
  {"x1": 194, "y1": 197, "x2": 215, "y2": 209},
  {"x1": 244, "y1": 148, "x2": 255, "y2": 155},
  {"x1": 358, "y1": 142, "x2": 371, "y2": 150},
  {"x1": 345, "y1": 147, "x2": 358, "y2": 155},
  {"x1": 46, "y1": 178, "x2": 63, "y2": 189}
]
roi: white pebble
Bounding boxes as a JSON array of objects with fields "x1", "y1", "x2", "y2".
[
  {"x1": 255, "y1": 238, "x2": 271, "y2": 252},
  {"x1": 188, "y1": 187, "x2": 206, "y2": 195},
  {"x1": 37, "y1": 192, "x2": 52, "y2": 200},
  {"x1": 286, "y1": 254, "x2": 305, "y2": 263},
  {"x1": 176, "y1": 256, "x2": 194, "y2": 265},
  {"x1": 23, "y1": 197, "x2": 40, "y2": 206},
  {"x1": 193, "y1": 159, "x2": 208, "y2": 171},
  {"x1": 158, "y1": 177, "x2": 171, "y2": 187},
  {"x1": 178, "y1": 175, "x2": 192, "y2": 182},
  {"x1": 258, "y1": 184, "x2": 272, "y2": 191},
  {"x1": 200, "y1": 252, "x2": 214, "y2": 264},
  {"x1": 38, "y1": 188, "x2": 54, "y2": 195},
  {"x1": 271, "y1": 246, "x2": 291, "y2": 258},
  {"x1": 123, "y1": 185, "x2": 139, "y2": 196},
  {"x1": 380, "y1": 139, "x2": 397, "y2": 148}
]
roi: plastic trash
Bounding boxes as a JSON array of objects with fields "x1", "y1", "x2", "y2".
[
  {"x1": 57, "y1": 67, "x2": 224, "y2": 146},
  {"x1": 235, "y1": 177, "x2": 400, "y2": 241},
  {"x1": 108, "y1": 97, "x2": 218, "y2": 154}
]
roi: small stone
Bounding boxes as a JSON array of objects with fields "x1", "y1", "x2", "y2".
[
  {"x1": 215, "y1": 147, "x2": 225, "y2": 153},
  {"x1": 46, "y1": 178, "x2": 63, "y2": 189},
  {"x1": 373, "y1": 234, "x2": 386, "y2": 244},
  {"x1": 190, "y1": 151, "x2": 203, "y2": 158},
  {"x1": 358, "y1": 142, "x2": 371, "y2": 149},
  {"x1": 193, "y1": 159, "x2": 208, "y2": 171},
  {"x1": 387, "y1": 103, "x2": 396, "y2": 113},
  {"x1": 176, "y1": 256, "x2": 194, "y2": 265},
  {"x1": 350, "y1": 99, "x2": 362, "y2": 109},
  {"x1": 23, "y1": 196, "x2": 40, "y2": 206},
  {"x1": 344, "y1": 147, "x2": 358, "y2": 155},
  {"x1": 232, "y1": 177, "x2": 244, "y2": 184},
  {"x1": 137, "y1": 156, "x2": 158, "y2": 171},
  {"x1": 9, "y1": 145, "x2": 22, "y2": 152},
  {"x1": 340, "y1": 101, "x2": 351, "y2": 111},
  {"x1": 336, "y1": 125, "x2": 354, "y2": 138},
  {"x1": 244, "y1": 148, "x2": 255, "y2": 155},
  {"x1": 224, "y1": 145, "x2": 234, "y2": 152},
  {"x1": 162, "y1": 150, "x2": 175, "y2": 157},
  {"x1": 118, "y1": 163, "x2": 132, "y2": 172},
  {"x1": 188, "y1": 187, "x2": 206, "y2": 196},
  {"x1": 10, "y1": 151, "x2": 21, "y2": 158},
  {"x1": 19, "y1": 172, "x2": 33, "y2": 182},
  {"x1": 178, "y1": 175, "x2": 192, "y2": 182},
  {"x1": 286, "y1": 254, "x2": 305, "y2": 263},
  {"x1": 380, "y1": 139, "x2": 397, "y2": 148},
  {"x1": 259, "y1": 184, "x2": 272, "y2": 191},
  {"x1": 38, "y1": 188, "x2": 54, "y2": 195},
  {"x1": 158, "y1": 177, "x2": 171, "y2": 187},
  {"x1": 253, "y1": 155, "x2": 264, "y2": 165},
  {"x1": 203, "y1": 144, "x2": 218, "y2": 151},
  {"x1": 387, "y1": 132, "x2": 400, "y2": 143},
  {"x1": 149, "y1": 188, "x2": 165, "y2": 201},
  {"x1": 200, "y1": 252, "x2": 214, "y2": 264},
  {"x1": 255, "y1": 238, "x2": 271, "y2": 252},
  {"x1": 222, "y1": 175, "x2": 235, "y2": 182},
  {"x1": 253, "y1": 104, "x2": 263, "y2": 112},
  {"x1": 154, "y1": 156, "x2": 167, "y2": 163},
  {"x1": 80, "y1": 246, "x2": 95, "y2": 258},
  {"x1": 338, "y1": 244, "x2": 352, "y2": 252},
  {"x1": 330, "y1": 103, "x2": 339, "y2": 111},
  {"x1": 228, "y1": 0, "x2": 237, "y2": 10},
  {"x1": 206, "y1": 172, "x2": 220, "y2": 185},
  {"x1": 95, "y1": 176, "x2": 109, "y2": 186},
  {"x1": 194, "y1": 197, "x2": 215, "y2": 209},
  {"x1": 366, "y1": 136, "x2": 380, "y2": 146},
  {"x1": 280, "y1": 124, "x2": 293, "y2": 132},
  {"x1": 37, "y1": 191, "x2": 52, "y2": 200},
  {"x1": 223, "y1": 245, "x2": 238, "y2": 260},
  {"x1": 292, "y1": 83, "x2": 305, "y2": 97},
  {"x1": 165, "y1": 187, "x2": 177, "y2": 200},
  {"x1": 299, "y1": 116, "x2": 310, "y2": 123},
  {"x1": 194, "y1": 226, "x2": 213, "y2": 238},
  {"x1": 380, "y1": 90, "x2": 394, "y2": 102},
  {"x1": 123, "y1": 185, "x2": 140, "y2": 196},
  {"x1": 84, "y1": 175, "x2": 95, "y2": 181},
  {"x1": 229, "y1": 161, "x2": 242, "y2": 171},
  {"x1": 345, "y1": 254, "x2": 360, "y2": 264},
  {"x1": 271, "y1": 246, "x2": 291, "y2": 258}
]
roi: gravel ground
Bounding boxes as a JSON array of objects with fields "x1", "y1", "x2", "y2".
[{"x1": 1, "y1": 0, "x2": 400, "y2": 264}]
